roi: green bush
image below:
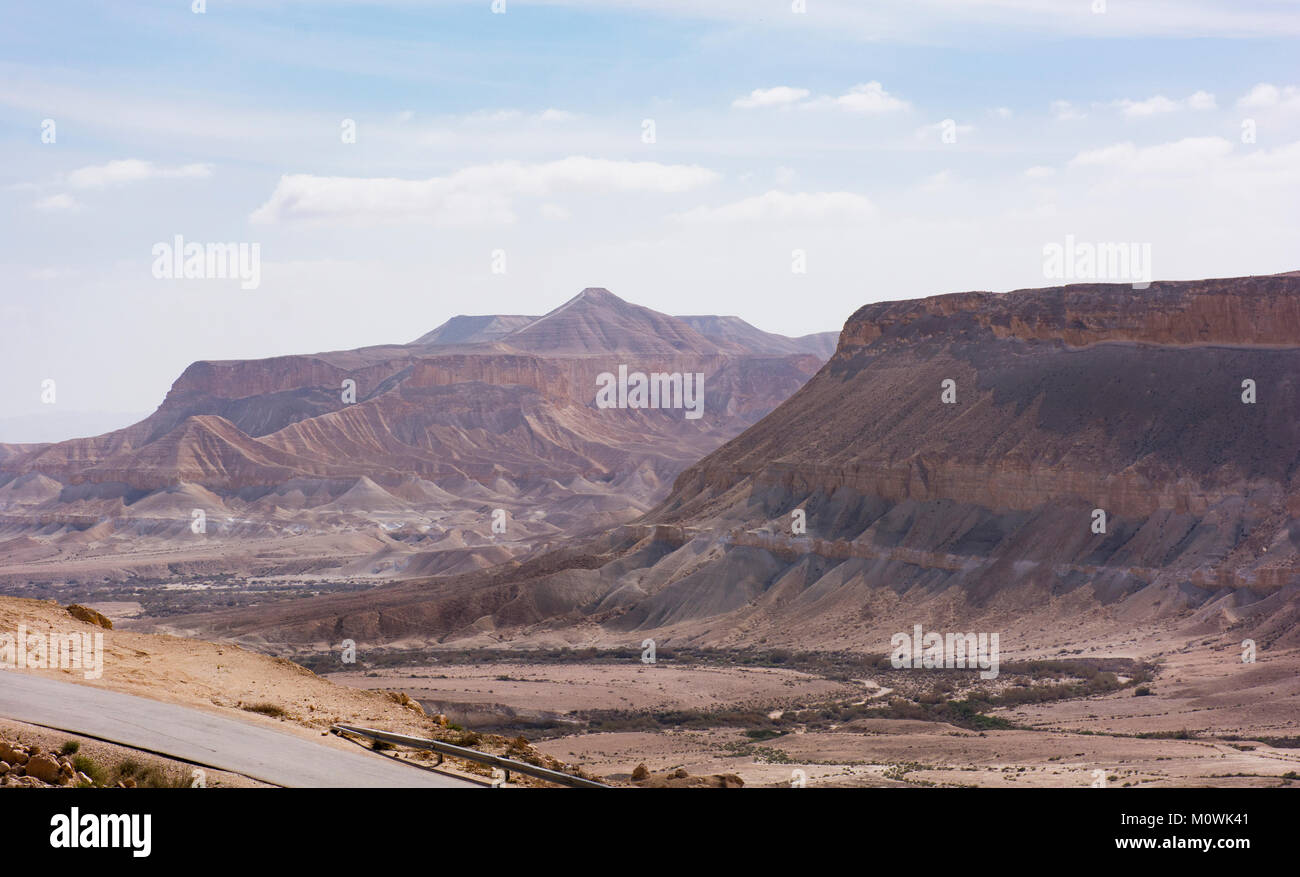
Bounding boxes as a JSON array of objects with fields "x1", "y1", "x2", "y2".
[{"x1": 72, "y1": 755, "x2": 107, "y2": 786}]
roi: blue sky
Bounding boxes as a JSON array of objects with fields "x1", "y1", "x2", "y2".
[{"x1": 2, "y1": 0, "x2": 1299, "y2": 440}]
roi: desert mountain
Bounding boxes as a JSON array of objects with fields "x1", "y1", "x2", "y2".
[
  {"x1": 503, "y1": 287, "x2": 723, "y2": 355},
  {"x1": 405, "y1": 296, "x2": 838, "y2": 358},
  {"x1": 186, "y1": 272, "x2": 1300, "y2": 654},
  {"x1": 0, "y1": 289, "x2": 831, "y2": 586},
  {"x1": 410, "y1": 314, "x2": 537, "y2": 347},
  {"x1": 676, "y1": 315, "x2": 838, "y2": 358}
]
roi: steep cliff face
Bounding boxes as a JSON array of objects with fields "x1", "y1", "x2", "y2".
[
  {"x1": 839, "y1": 272, "x2": 1300, "y2": 350},
  {"x1": 185, "y1": 273, "x2": 1300, "y2": 649},
  {"x1": 151, "y1": 351, "x2": 418, "y2": 439}
]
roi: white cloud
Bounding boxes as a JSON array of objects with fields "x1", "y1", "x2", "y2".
[
  {"x1": 1112, "y1": 91, "x2": 1216, "y2": 117},
  {"x1": 465, "y1": 108, "x2": 577, "y2": 123},
  {"x1": 732, "y1": 81, "x2": 908, "y2": 114},
  {"x1": 675, "y1": 190, "x2": 875, "y2": 224},
  {"x1": 539, "y1": 203, "x2": 572, "y2": 221},
  {"x1": 1115, "y1": 94, "x2": 1180, "y2": 116},
  {"x1": 1068, "y1": 137, "x2": 1234, "y2": 174},
  {"x1": 1238, "y1": 83, "x2": 1300, "y2": 110},
  {"x1": 1228, "y1": 139, "x2": 1300, "y2": 186},
  {"x1": 732, "y1": 86, "x2": 811, "y2": 109},
  {"x1": 64, "y1": 159, "x2": 212, "y2": 189},
  {"x1": 250, "y1": 157, "x2": 720, "y2": 226},
  {"x1": 991, "y1": 107, "x2": 1013, "y2": 118},
  {"x1": 918, "y1": 170, "x2": 954, "y2": 192},
  {"x1": 1050, "y1": 100, "x2": 1086, "y2": 121},
  {"x1": 808, "y1": 81, "x2": 909, "y2": 114},
  {"x1": 33, "y1": 193, "x2": 83, "y2": 212},
  {"x1": 26, "y1": 266, "x2": 81, "y2": 281},
  {"x1": 914, "y1": 119, "x2": 974, "y2": 140},
  {"x1": 1024, "y1": 165, "x2": 1056, "y2": 179},
  {"x1": 1053, "y1": 136, "x2": 1300, "y2": 199},
  {"x1": 467, "y1": 108, "x2": 524, "y2": 122}
]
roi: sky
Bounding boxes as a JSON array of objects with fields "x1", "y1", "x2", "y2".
[{"x1": 2, "y1": 0, "x2": 1299, "y2": 441}]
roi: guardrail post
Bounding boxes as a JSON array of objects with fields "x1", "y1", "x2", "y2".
[{"x1": 330, "y1": 723, "x2": 609, "y2": 788}]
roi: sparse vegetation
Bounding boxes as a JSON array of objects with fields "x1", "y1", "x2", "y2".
[
  {"x1": 241, "y1": 702, "x2": 287, "y2": 718},
  {"x1": 110, "y1": 757, "x2": 190, "y2": 788},
  {"x1": 1134, "y1": 728, "x2": 1196, "y2": 740},
  {"x1": 1222, "y1": 735, "x2": 1300, "y2": 749},
  {"x1": 72, "y1": 754, "x2": 107, "y2": 786},
  {"x1": 883, "y1": 762, "x2": 934, "y2": 783},
  {"x1": 69, "y1": 752, "x2": 188, "y2": 788}
]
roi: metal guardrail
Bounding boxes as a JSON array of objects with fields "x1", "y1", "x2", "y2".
[{"x1": 331, "y1": 723, "x2": 610, "y2": 789}]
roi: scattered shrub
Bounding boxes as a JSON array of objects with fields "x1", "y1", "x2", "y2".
[
  {"x1": 72, "y1": 755, "x2": 107, "y2": 786},
  {"x1": 241, "y1": 702, "x2": 287, "y2": 718}
]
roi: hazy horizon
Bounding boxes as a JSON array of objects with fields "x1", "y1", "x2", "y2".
[{"x1": 4, "y1": 0, "x2": 1299, "y2": 439}]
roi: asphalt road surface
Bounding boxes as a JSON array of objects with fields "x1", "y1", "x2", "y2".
[{"x1": 0, "y1": 672, "x2": 473, "y2": 787}]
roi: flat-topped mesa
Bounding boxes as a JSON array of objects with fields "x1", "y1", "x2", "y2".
[
  {"x1": 647, "y1": 271, "x2": 1300, "y2": 588},
  {"x1": 410, "y1": 314, "x2": 537, "y2": 347},
  {"x1": 840, "y1": 272, "x2": 1300, "y2": 352}
]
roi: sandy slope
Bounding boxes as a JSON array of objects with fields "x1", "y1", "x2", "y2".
[
  {"x1": 0, "y1": 596, "x2": 440, "y2": 745},
  {"x1": 0, "y1": 596, "x2": 604, "y2": 786}
]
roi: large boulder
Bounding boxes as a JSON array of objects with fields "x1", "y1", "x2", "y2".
[{"x1": 25, "y1": 753, "x2": 66, "y2": 785}]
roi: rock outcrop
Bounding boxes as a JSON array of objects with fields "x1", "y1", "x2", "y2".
[
  {"x1": 0, "y1": 739, "x2": 81, "y2": 787},
  {"x1": 65, "y1": 604, "x2": 113, "y2": 629}
]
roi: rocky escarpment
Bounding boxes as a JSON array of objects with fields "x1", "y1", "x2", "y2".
[
  {"x1": 664, "y1": 272, "x2": 1300, "y2": 520},
  {"x1": 182, "y1": 272, "x2": 1300, "y2": 651},
  {"x1": 838, "y1": 272, "x2": 1300, "y2": 350},
  {"x1": 639, "y1": 273, "x2": 1300, "y2": 609}
]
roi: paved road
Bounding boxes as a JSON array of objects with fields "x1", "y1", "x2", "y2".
[{"x1": 0, "y1": 673, "x2": 473, "y2": 788}]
